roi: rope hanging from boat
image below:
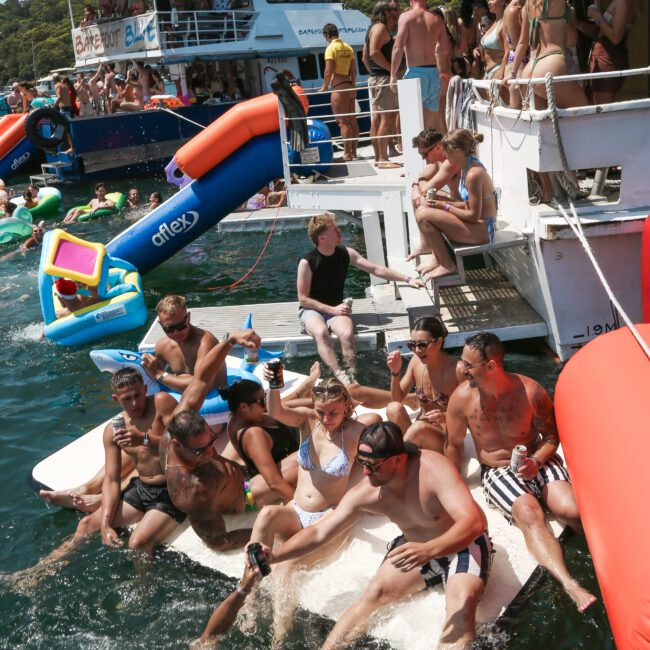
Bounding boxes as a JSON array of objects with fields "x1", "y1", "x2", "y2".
[
  {"x1": 208, "y1": 205, "x2": 281, "y2": 290},
  {"x1": 544, "y1": 73, "x2": 579, "y2": 200},
  {"x1": 556, "y1": 200, "x2": 650, "y2": 360},
  {"x1": 157, "y1": 107, "x2": 207, "y2": 129}
]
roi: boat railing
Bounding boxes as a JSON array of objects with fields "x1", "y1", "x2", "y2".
[{"x1": 156, "y1": 9, "x2": 257, "y2": 48}]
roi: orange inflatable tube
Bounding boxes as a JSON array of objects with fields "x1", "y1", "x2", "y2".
[
  {"x1": 175, "y1": 87, "x2": 308, "y2": 180},
  {"x1": 555, "y1": 324, "x2": 650, "y2": 650},
  {"x1": 642, "y1": 216, "x2": 650, "y2": 323},
  {"x1": 0, "y1": 113, "x2": 28, "y2": 158}
]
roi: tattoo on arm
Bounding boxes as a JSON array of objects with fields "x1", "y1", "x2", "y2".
[{"x1": 532, "y1": 387, "x2": 559, "y2": 446}]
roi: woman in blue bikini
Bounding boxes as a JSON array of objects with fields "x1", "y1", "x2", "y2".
[{"x1": 414, "y1": 128, "x2": 498, "y2": 280}]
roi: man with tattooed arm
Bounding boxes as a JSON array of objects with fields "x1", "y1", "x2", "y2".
[{"x1": 445, "y1": 332, "x2": 597, "y2": 613}]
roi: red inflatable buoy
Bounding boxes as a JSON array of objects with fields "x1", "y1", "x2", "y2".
[
  {"x1": 555, "y1": 325, "x2": 650, "y2": 649},
  {"x1": 641, "y1": 215, "x2": 650, "y2": 323}
]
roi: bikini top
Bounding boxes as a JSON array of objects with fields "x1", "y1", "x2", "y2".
[
  {"x1": 297, "y1": 421, "x2": 350, "y2": 478},
  {"x1": 459, "y1": 156, "x2": 498, "y2": 205},
  {"x1": 237, "y1": 420, "x2": 300, "y2": 478},
  {"x1": 528, "y1": 0, "x2": 571, "y2": 51},
  {"x1": 481, "y1": 21, "x2": 505, "y2": 52},
  {"x1": 415, "y1": 365, "x2": 450, "y2": 410}
]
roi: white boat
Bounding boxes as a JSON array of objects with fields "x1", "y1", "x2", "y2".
[{"x1": 31, "y1": 356, "x2": 563, "y2": 650}]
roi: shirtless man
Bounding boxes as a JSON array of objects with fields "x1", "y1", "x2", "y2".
[
  {"x1": 133, "y1": 61, "x2": 152, "y2": 102},
  {"x1": 253, "y1": 421, "x2": 491, "y2": 649},
  {"x1": 390, "y1": 0, "x2": 451, "y2": 130},
  {"x1": 9, "y1": 370, "x2": 183, "y2": 589},
  {"x1": 141, "y1": 294, "x2": 225, "y2": 394},
  {"x1": 52, "y1": 74, "x2": 73, "y2": 119},
  {"x1": 407, "y1": 127, "x2": 462, "y2": 263},
  {"x1": 89, "y1": 64, "x2": 105, "y2": 114},
  {"x1": 445, "y1": 331, "x2": 597, "y2": 612},
  {"x1": 75, "y1": 73, "x2": 93, "y2": 117},
  {"x1": 64, "y1": 182, "x2": 115, "y2": 224},
  {"x1": 103, "y1": 64, "x2": 118, "y2": 114},
  {"x1": 53, "y1": 278, "x2": 100, "y2": 318},
  {"x1": 160, "y1": 328, "x2": 294, "y2": 550}
]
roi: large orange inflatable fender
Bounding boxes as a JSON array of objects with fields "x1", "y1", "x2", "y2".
[
  {"x1": 0, "y1": 113, "x2": 27, "y2": 156},
  {"x1": 641, "y1": 215, "x2": 650, "y2": 323},
  {"x1": 175, "y1": 86, "x2": 308, "y2": 180},
  {"x1": 555, "y1": 324, "x2": 650, "y2": 650}
]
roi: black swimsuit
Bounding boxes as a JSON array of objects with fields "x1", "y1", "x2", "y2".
[{"x1": 237, "y1": 420, "x2": 300, "y2": 477}]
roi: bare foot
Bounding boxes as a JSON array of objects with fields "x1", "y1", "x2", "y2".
[
  {"x1": 343, "y1": 154, "x2": 353, "y2": 162},
  {"x1": 309, "y1": 361, "x2": 321, "y2": 382},
  {"x1": 71, "y1": 493, "x2": 102, "y2": 513},
  {"x1": 565, "y1": 580, "x2": 597, "y2": 613},
  {"x1": 376, "y1": 161, "x2": 402, "y2": 169},
  {"x1": 405, "y1": 246, "x2": 430, "y2": 263},
  {"x1": 415, "y1": 260, "x2": 437, "y2": 275},
  {"x1": 294, "y1": 361, "x2": 321, "y2": 399},
  {"x1": 422, "y1": 265, "x2": 457, "y2": 281},
  {"x1": 40, "y1": 489, "x2": 78, "y2": 510}
]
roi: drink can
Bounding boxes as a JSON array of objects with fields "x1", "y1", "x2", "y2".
[
  {"x1": 343, "y1": 297, "x2": 353, "y2": 308},
  {"x1": 510, "y1": 444, "x2": 527, "y2": 472},
  {"x1": 426, "y1": 188, "x2": 436, "y2": 201},
  {"x1": 245, "y1": 347, "x2": 259, "y2": 364},
  {"x1": 267, "y1": 359, "x2": 284, "y2": 389},
  {"x1": 112, "y1": 414, "x2": 126, "y2": 433}
]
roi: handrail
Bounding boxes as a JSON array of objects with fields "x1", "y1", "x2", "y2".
[
  {"x1": 470, "y1": 65, "x2": 650, "y2": 89},
  {"x1": 157, "y1": 9, "x2": 257, "y2": 48}
]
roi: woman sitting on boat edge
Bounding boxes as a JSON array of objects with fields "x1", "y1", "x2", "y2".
[{"x1": 412, "y1": 128, "x2": 498, "y2": 280}]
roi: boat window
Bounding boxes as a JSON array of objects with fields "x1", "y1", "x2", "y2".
[{"x1": 298, "y1": 54, "x2": 319, "y2": 81}]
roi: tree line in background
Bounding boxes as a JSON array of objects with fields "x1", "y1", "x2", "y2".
[{"x1": 0, "y1": 0, "x2": 459, "y2": 87}]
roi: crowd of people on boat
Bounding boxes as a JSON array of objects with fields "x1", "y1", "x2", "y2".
[{"x1": 323, "y1": 0, "x2": 637, "y2": 169}]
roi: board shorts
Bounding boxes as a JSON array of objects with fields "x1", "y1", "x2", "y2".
[
  {"x1": 298, "y1": 307, "x2": 338, "y2": 334},
  {"x1": 368, "y1": 74, "x2": 398, "y2": 114},
  {"x1": 480, "y1": 453, "x2": 570, "y2": 523},
  {"x1": 122, "y1": 477, "x2": 187, "y2": 523},
  {"x1": 386, "y1": 530, "x2": 493, "y2": 588},
  {"x1": 403, "y1": 66, "x2": 441, "y2": 112}
]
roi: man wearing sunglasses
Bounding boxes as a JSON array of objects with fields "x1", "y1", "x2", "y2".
[
  {"x1": 261, "y1": 421, "x2": 491, "y2": 648},
  {"x1": 445, "y1": 332, "x2": 596, "y2": 612},
  {"x1": 141, "y1": 294, "x2": 225, "y2": 393},
  {"x1": 298, "y1": 213, "x2": 425, "y2": 384}
]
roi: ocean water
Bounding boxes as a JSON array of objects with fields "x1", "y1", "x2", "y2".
[{"x1": 0, "y1": 176, "x2": 614, "y2": 649}]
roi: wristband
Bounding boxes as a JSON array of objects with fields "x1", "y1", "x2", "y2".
[
  {"x1": 236, "y1": 585, "x2": 250, "y2": 597},
  {"x1": 157, "y1": 371, "x2": 168, "y2": 383},
  {"x1": 531, "y1": 455, "x2": 543, "y2": 468},
  {"x1": 390, "y1": 371, "x2": 401, "y2": 377}
]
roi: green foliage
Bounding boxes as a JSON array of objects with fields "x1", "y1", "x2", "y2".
[{"x1": 0, "y1": 0, "x2": 87, "y2": 86}]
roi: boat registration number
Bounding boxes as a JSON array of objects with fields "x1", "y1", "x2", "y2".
[
  {"x1": 94, "y1": 304, "x2": 128, "y2": 323},
  {"x1": 300, "y1": 148, "x2": 321, "y2": 164}
]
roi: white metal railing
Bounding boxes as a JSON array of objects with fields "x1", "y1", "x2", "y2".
[
  {"x1": 471, "y1": 65, "x2": 650, "y2": 111},
  {"x1": 157, "y1": 9, "x2": 257, "y2": 48}
]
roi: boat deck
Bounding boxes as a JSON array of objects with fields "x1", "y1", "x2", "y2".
[
  {"x1": 140, "y1": 268, "x2": 547, "y2": 355},
  {"x1": 217, "y1": 207, "x2": 354, "y2": 233}
]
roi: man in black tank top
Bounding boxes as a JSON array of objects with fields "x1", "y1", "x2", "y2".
[
  {"x1": 297, "y1": 213, "x2": 425, "y2": 384},
  {"x1": 363, "y1": 2, "x2": 401, "y2": 169}
]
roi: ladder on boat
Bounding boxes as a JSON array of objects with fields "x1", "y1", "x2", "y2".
[{"x1": 29, "y1": 161, "x2": 68, "y2": 186}]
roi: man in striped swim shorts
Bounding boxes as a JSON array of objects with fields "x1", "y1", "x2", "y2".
[{"x1": 445, "y1": 332, "x2": 597, "y2": 613}]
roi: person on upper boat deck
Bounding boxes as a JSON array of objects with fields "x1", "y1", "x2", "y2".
[
  {"x1": 445, "y1": 331, "x2": 597, "y2": 613},
  {"x1": 297, "y1": 212, "x2": 425, "y2": 385}
]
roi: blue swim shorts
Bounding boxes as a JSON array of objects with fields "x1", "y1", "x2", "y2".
[{"x1": 404, "y1": 66, "x2": 441, "y2": 112}]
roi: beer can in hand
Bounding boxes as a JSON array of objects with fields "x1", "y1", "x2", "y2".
[
  {"x1": 426, "y1": 188, "x2": 436, "y2": 201},
  {"x1": 510, "y1": 445, "x2": 527, "y2": 472},
  {"x1": 245, "y1": 347, "x2": 259, "y2": 364},
  {"x1": 112, "y1": 414, "x2": 126, "y2": 433},
  {"x1": 343, "y1": 297, "x2": 353, "y2": 309},
  {"x1": 267, "y1": 359, "x2": 284, "y2": 390}
]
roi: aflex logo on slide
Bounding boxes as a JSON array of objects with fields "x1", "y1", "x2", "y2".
[
  {"x1": 152, "y1": 211, "x2": 199, "y2": 247},
  {"x1": 11, "y1": 152, "x2": 31, "y2": 171}
]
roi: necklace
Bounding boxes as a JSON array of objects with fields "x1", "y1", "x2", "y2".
[{"x1": 321, "y1": 421, "x2": 343, "y2": 443}]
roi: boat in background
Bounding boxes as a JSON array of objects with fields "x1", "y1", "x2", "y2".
[{"x1": 28, "y1": 1, "x2": 370, "y2": 185}]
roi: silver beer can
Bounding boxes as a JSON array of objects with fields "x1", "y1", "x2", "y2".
[
  {"x1": 510, "y1": 444, "x2": 527, "y2": 472},
  {"x1": 343, "y1": 297, "x2": 353, "y2": 308},
  {"x1": 112, "y1": 414, "x2": 126, "y2": 432},
  {"x1": 426, "y1": 188, "x2": 436, "y2": 201}
]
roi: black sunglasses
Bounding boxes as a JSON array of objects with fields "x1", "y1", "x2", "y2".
[
  {"x1": 182, "y1": 431, "x2": 216, "y2": 456},
  {"x1": 312, "y1": 385, "x2": 344, "y2": 399},
  {"x1": 419, "y1": 145, "x2": 435, "y2": 159},
  {"x1": 355, "y1": 456, "x2": 391, "y2": 473},
  {"x1": 407, "y1": 339, "x2": 436, "y2": 352},
  {"x1": 247, "y1": 396, "x2": 266, "y2": 407},
  {"x1": 160, "y1": 313, "x2": 189, "y2": 334}
]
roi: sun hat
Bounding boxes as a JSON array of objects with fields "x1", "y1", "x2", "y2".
[{"x1": 55, "y1": 278, "x2": 77, "y2": 300}]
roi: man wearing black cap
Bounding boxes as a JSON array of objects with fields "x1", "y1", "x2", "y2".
[{"x1": 261, "y1": 421, "x2": 491, "y2": 649}]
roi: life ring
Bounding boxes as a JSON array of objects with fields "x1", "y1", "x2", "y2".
[{"x1": 24, "y1": 107, "x2": 69, "y2": 150}]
